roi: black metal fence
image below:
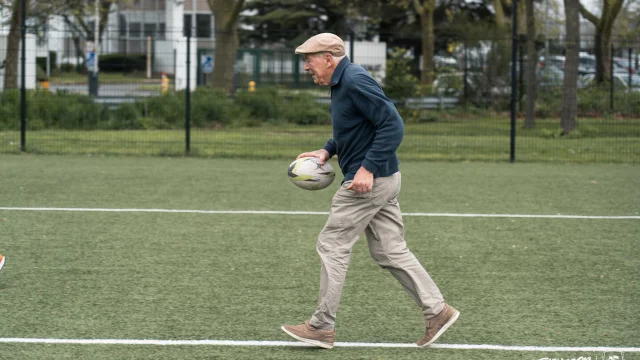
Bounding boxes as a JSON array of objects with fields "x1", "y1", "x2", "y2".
[{"x1": 0, "y1": 27, "x2": 639, "y2": 163}]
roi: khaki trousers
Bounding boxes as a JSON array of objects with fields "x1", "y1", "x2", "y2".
[{"x1": 309, "y1": 172, "x2": 445, "y2": 330}]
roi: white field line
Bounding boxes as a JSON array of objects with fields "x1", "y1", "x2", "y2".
[
  {"x1": 0, "y1": 207, "x2": 639, "y2": 219},
  {"x1": 0, "y1": 338, "x2": 638, "y2": 352}
]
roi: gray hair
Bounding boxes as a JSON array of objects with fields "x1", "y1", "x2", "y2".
[
  {"x1": 310, "y1": 52, "x2": 346, "y2": 63},
  {"x1": 332, "y1": 54, "x2": 346, "y2": 63}
]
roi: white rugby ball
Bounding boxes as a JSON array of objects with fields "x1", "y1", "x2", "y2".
[{"x1": 288, "y1": 157, "x2": 336, "y2": 190}]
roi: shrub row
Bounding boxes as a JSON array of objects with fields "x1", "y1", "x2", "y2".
[
  {"x1": 0, "y1": 87, "x2": 332, "y2": 131},
  {"x1": 0, "y1": 86, "x2": 637, "y2": 131}
]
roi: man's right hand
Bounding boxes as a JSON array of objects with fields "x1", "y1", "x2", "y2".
[{"x1": 297, "y1": 149, "x2": 330, "y2": 164}]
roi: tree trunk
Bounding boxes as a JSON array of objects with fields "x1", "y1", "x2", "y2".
[
  {"x1": 580, "y1": 0, "x2": 624, "y2": 84},
  {"x1": 601, "y1": 16, "x2": 615, "y2": 83},
  {"x1": 4, "y1": 0, "x2": 28, "y2": 90},
  {"x1": 491, "y1": 0, "x2": 510, "y2": 90},
  {"x1": 524, "y1": 0, "x2": 536, "y2": 128},
  {"x1": 594, "y1": 31, "x2": 606, "y2": 83},
  {"x1": 419, "y1": 7, "x2": 435, "y2": 85},
  {"x1": 495, "y1": 0, "x2": 505, "y2": 29},
  {"x1": 209, "y1": 0, "x2": 244, "y2": 93},
  {"x1": 561, "y1": 0, "x2": 580, "y2": 135},
  {"x1": 518, "y1": 0, "x2": 527, "y2": 36},
  {"x1": 212, "y1": 28, "x2": 238, "y2": 93}
]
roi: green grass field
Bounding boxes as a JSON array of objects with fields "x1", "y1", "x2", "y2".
[
  {"x1": 1, "y1": 118, "x2": 639, "y2": 163},
  {"x1": 0, "y1": 155, "x2": 638, "y2": 359}
]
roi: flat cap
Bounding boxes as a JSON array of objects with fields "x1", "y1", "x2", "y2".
[{"x1": 295, "y1": 33, "x2": 345, "y2": 56}]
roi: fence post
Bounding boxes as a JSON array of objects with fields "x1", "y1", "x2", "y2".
[
  {"x1": 20, "y1": 0, "x2": 27, "y2": 152},
  {"x1": 185, "y1": 28, "x2": 191, "y2": 154},
  {"x1": 350, "y1": 31, "x2": 355, "y2": 63},
  {"x1": 510, "y1": 0, "x2": 518, "y2": 163},
  {"x1": 293, "y1": 54, "x2": 300, "y2": 87}
]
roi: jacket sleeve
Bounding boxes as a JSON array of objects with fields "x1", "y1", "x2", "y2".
[
  {"x1": 322, "y1": 138, "x2": 337, "y2": 158},
  {"x1": 349, "y1": 73, "x2": 404, "y2": 174}
]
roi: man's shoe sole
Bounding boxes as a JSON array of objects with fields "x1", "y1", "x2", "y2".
[
  {"x1": 0, "y1": 256, "x2": 4, "y2": 272},
  {"x1": 418, "y1": 310, "x2": 460, "y2": 348},
  {"x1": 280, "y1": 326, "x2": 334, "y2": 349}
]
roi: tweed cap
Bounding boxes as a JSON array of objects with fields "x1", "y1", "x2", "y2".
[{"x1": 295, "y1": 33, "x2": 345, "y2": 56}]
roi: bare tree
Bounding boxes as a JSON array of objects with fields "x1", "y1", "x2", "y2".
[
  {"x1": 524, "y1": 0, "x2": 536, "y2": 128},
  {"x1": 410, "y1": 0, "x2": 436, "y2": 85},
  {"x1": 206, "y1": 0, "x2": 246, "y2": 93},
  {"x1": 561, "y1": 0, "x2": 580, "y2": 135},
  {"x1": 69, "y1": 0, "x2": 115, "y2": 42},
  {"x1": 579, "y1": 0, "x2": 625, "y2": 84}
]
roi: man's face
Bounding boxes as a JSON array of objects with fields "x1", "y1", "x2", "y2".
[{"x1": 303, "y1": 53, "x2": 333, "y2": 86}]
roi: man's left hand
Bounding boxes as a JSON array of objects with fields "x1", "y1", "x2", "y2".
[{"x1": 346, "y1": 166, "x2": 374, "y2": 194}]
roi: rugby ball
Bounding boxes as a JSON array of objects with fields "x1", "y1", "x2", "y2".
[{"x1": 288, "y1": 157, "x2": 336, "y2": 190}]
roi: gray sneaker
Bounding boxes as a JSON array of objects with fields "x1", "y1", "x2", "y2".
[
  {"x1": 281, "y1": 321, "x2": 336, "y2": 349},
  {"x1": 416, "y1": 304, "x2": 460, "y2": 347}
]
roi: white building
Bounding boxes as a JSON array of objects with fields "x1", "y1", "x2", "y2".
[
  {"x1": 0, "y1": 1, "x2": 210, "y2": 73},
  {"x1": 0, "y1": 33, "x2": 37, "y2": 90}
]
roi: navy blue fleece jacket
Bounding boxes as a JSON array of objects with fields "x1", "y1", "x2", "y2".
[{"x1": 322, "y1": 57, "x2": 404, "y2": 183}]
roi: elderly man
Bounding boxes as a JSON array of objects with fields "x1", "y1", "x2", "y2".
[{"x1": 280, "y1": 33, "x2": 459, "y2": 349}]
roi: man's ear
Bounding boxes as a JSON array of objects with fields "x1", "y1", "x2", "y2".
[{"x1": 325, "y1": 54, "x2": 333, "y2": 68}]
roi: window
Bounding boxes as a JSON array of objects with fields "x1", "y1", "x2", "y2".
[
  {"x1": 118, "y1": 15, "x2": 127, "y2": 37},
  {"x1": 144, "y1": 23, "x2": 156, "y2": 38},
  {"x1": 158, "y1": 23, "x2": 166, "y2": 40},
  {"x1": 196, "y1": 14, "x2": 211, "y2": 38},
  {"x1": 130, "y1": 22, "x2": 141, "y2": 38}
]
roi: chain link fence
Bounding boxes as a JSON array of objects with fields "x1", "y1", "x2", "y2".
[{"x1": 0, "y1": 27, "x2": 638, "y2": 163}]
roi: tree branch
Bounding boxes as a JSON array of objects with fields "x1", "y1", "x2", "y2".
[
  {"x1": 412, "y1": 0, "x2": 424, "y2": 14},
  {"x1": 608, "y1": 0, "x2": 625, "y2": 23},
  {"x1": 225, "y1": 0, "x2": 246, "y2": 30},
  {"x1": 578, "y1": 1, "x2": 599, "y2": 26},
  {"x1": 62, "y1": 13, "x2": 85, "y2": 38}
]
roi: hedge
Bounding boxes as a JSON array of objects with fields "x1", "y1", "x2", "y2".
[{"x1": 0, "y1": 87, "x2": 332, "y2": 131}]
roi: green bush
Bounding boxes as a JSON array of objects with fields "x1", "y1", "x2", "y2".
[
  {"x1": 99, "y1": 54, "x2": 146, "y2": 73},
  {"x1": 384, "y1": 48, "x2": 419, "y2": 101},
  {"x1": 106, "y1": 102, "x2": 142, "y2": 129},
  {"x1": 33, "y1": 91, "x2": 106, "y2": 129},
  {"x1": 0, "y1": 90, "x2": 20, "y2": 130},
  {"x1": 0, "y1": 90, "x2": 107, "y2": 130},
  {"x1": 281, "y1": 94, "x2": 331, "y2": 125},
  {"x1": 140, "y1": 92, "x2": 185, "y2": 128},
  {"x1": 191, "y1": 87, "x2": 242, "y2": 127},
  {"x1": 234, "y1": 87, "x2": 282, "y2": 121},
  {"x1": 59, "y1": 63, "x2": 77, "y2": 72},
  {"x1": 534, "y1": 86, "x2": 640, "y2": 118},
  {"x1": 36, "y1": 65, "x2": 48, "y2": 81},
  {"x1": 36, "y1": 53, "x2": 57, "y2": 73}
]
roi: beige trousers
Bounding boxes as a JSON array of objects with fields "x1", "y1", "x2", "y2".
[{"x1": 309, "y1": 172, "x2": 445, "y2": 330}]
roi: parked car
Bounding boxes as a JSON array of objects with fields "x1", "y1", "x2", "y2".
[
  {"x1": 579, "y1": 72, "x2": 640, "y2": 91},
  {"x1": 539, "y1": 55, "x2": 565, "y2": 71},
  {"x1": 613, "y1": 57, "x2": 636, "y2": 74},
  {"x1": 537, "y1": 66, "x2": 564, "y2": 88},
  {"x1": 432, "y1": 72, "x2": 471, "y2": 97}
]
